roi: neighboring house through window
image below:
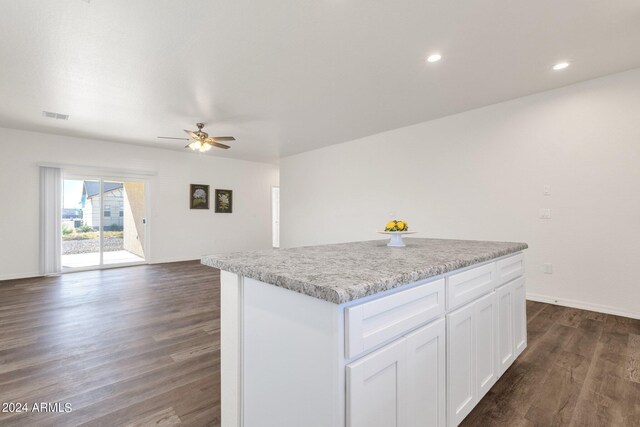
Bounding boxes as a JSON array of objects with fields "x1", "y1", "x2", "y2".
[{"x1": 81, "y1": 181, "x2": 124, "y2": 229}]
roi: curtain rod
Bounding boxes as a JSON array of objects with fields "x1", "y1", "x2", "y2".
[{"x1": 37, "y1": 162, "x2": 157, "y2": 177}]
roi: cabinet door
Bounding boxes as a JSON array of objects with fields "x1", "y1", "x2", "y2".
[
  {"x1": 405, "y1": 318, "x2": 446, "y2": 427},
  {"x1": 346, "y1": 278, "x2": 445, "y2": 359},
  {"x1": 447, "y1": 303, "x2": 476, "y2": 426},
  {"x1": 447, "y1": 262, "x2": 496, "y2": 310},
  {"x1": 512, "y1": 277, "x2": 527, "y2": 358},
  {"x1": 475, "y1": 292, "x2": 498, "y2": 399},
  {"x1": 347, "y1": 337, "x2": 407, "y2": 427},
  {"x1": 496, "y1": 283, "x2": 514, "y2": 375}
]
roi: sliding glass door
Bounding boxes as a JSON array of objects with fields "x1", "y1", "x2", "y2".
[
  {"x1": 103, "y1": 180, "x2": 146, "y2": 265},
  {"x1": 62, "y1": 179, "x2": 101, "y2": 269},
  {"x1": 61, "y1": 176, "x2": 146, "y2": 270}
]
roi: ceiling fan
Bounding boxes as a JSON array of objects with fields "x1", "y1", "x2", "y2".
[{"x1": 157, "y1": 123, "x2": 236, "y2": 152}]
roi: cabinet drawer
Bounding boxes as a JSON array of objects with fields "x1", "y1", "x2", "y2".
[
  {"x1": 496, "y1": 253, "x2": 525, "y2": 285},
  {"x1": 447, "y1": 262, "x2": 496, "y2": 310},
  {"x1": 346, "y1": 279, "x2": 445, "y2": 359}
]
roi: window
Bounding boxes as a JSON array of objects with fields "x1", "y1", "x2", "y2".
[
  {"x1": 104, "y1": 206, "x2": 111, "y2": 217},
  {"x1": 119, "y1": 207, "x2": 124, "y2": 217}
]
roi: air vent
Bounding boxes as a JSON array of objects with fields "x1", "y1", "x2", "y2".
[{"x1": 42, "y1": 111, "x2": 70, "y2": 120}]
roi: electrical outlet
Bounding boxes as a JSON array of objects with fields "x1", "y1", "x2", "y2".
[
  {"x1": 539, "y1": 208, "x2": 551, "y2": 219},
  {"x1": 541, "y1": 263, "x2": 553, "y2": 274}
]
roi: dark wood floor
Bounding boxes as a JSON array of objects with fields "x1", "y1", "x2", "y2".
[
  {"x1": 0, "y1": 261, "x2": 220, "y2": 427},
  {"x1": 1, "y1": 262, "x2": 639, "y2": 426},
  {"x1": 462, "y1": 300, "x2": 640, "y2": 426}
]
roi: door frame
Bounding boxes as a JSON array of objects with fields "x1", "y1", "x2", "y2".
[
  {"x1": 271, "y1": 186, "x2": 280, "y2": 248},
  {"x1": 61, "y1": 172, "x2": 151, "y2": 273}
]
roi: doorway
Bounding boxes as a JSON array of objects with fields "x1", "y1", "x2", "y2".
[
  {"x1": 62, "y1": 177, "x2": 147, "y2": 270},
  {"x1": 272, "y1": 186, "x2": 280, "y2": 248}
]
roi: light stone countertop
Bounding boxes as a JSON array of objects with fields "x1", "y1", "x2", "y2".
[{"x1": 201, "y1": 238, "x2": 528, "y2": 304}]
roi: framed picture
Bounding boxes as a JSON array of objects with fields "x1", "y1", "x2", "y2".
[
  {"x1": 215, "y1": 189, "x2": 233, "y2": 213},
  {"x1": 190, "y1": 184, "x2": 210, "y2": 209}
]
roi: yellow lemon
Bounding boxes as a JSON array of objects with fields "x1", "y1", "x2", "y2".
[
  {"x1": 385, "y1": 221, "x2": 396, "y2": 230},
  {"x1": 396, "y1": 221, "x2": 406, "y2": 230}
]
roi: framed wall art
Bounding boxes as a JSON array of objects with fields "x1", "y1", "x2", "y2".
[
  {"x1": 190, "y1": 184, "x2": 210, "y2": 209},
  {"x1": 215, "y1": 189, "x2": 233, "y2": 213}
]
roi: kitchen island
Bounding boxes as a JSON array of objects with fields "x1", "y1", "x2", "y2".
[{"x1": 202, "y1": 238, "x2": 528, "y2": 427}]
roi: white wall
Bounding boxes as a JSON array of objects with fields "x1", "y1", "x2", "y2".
[
  {"x1": 281, "y1": 68, "x2": 640, "y2": 318},
  {"x1": 0, "y1": 127, "x2": 279, "y2": 280}
]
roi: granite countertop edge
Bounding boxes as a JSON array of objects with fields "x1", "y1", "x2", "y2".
[{"x1": 201, "y1": 240, "x2": 528, "y2": 305}]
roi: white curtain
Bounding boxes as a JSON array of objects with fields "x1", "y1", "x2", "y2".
[{"x1": 40, "y1": 167, "x2": 62, "y2": 275}]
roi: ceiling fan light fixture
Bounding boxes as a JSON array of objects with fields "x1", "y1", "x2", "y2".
[{"x1": 160, "y1": 123, "x2": 235, "y2": 152}]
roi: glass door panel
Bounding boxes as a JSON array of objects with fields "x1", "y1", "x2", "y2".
[
  {"x1": 102, "y1": 180, "x2": 146, "y2": 265},
  {"x1": 61, "y1": 177, "x2": 146, "y2": 270},
  {"x1": 61, "y1": 179, "x2": 101, "y2": 269}
]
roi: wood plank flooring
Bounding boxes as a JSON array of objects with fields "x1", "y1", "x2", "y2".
[
  {"x1": 461, "y1": 300, "x2": 640, "y2": 426},
  {"x1": 0, "y1": 261, "x2": 220, "y2": 427},
  {"x1": 1, "y1": 262, "x2": 639, "y2": 426}
]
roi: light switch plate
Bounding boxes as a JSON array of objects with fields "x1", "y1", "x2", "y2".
[
  {"x1": 542, "y1": 263, "x2": 553, "y2": 274},
  {"x1": 539, "y1": 208, "x2": 551, "y2": 219},
  {"x1": 543, "y1": 185, "x2": 551, "y2": 196}
]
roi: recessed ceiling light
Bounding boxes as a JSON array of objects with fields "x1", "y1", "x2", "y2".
[
  {"x1": 427, "y1": 54, "x2": 442, "y2": 63},
  {"x1": 552, "y1": 62, "x2": 570, "y2": 71}
]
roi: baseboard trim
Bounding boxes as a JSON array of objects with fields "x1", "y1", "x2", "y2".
[
  {"x1": 0, "y1": 258, "x2": 201, "y2": 282},
  {"x1": 0, "y1": 272, "x2": 42, "y2": 282},
  {"x1": 527, "y1": 292, "x2": 640, "y2": 320},
  {"x1": 151, "y1": 257, "x2": 201, "y2": 265}
]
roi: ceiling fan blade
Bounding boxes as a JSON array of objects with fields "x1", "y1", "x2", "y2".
[
  {"x1": 211, "y1": 142, "x2": 231, "y2": 149},
  {"x1": 184, "y1": 130, "x2": 199, "y2": 139},
  {"x1": 158, "y1": 136, "x2": 189, "y2": 140},
  {"x1": 205, "y1": 137, "x2": 231, "y2": 149},
  {"x1": 212, "y1": 136, "x2": 236, "y2": 142}
]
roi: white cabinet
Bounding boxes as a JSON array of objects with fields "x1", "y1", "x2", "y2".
[
  {"x1": 447, "y1": 263, "x2": 496, "y2": 310},
  {"x1": 347, "y1": 337, "x2": 407, "y2": 427},
  {"x1": 222, "y1": 251, "x2": 527, "y2": 427},
  {"x1": 347, "y1": 318, "x2": 447, "y2": 427},
  {"x1": 496, "y1": 282, "x2": 515, "y2": 374},
  {"x1": 475, "y1": 292, "x2": 498, "y2": 399},
  {"x1": 447, "y1": 302, "x2": 476, "y2": 426},
  {"x1": 346, "y1": 278, "x2": 445, "y2": 359},
  {"x1": 496, "y1": 253, "x2": 525, "y2": 285},
  {"x1": 512, "y1": 277, "x2": 527, "y2": 358},
  {"x1": 405, "y1": 318, "x2": 446, "y2": 427},
  {"x1": 496, "y1": 276, "x2": 527, "y2": 375},
  {"x1": 447, "y1": 291, "x2": 498, "y2": 426}
]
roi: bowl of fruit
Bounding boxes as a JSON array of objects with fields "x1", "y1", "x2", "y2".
[{"x1": 378, "y1": 220, "x2": 417, "y2": 247}]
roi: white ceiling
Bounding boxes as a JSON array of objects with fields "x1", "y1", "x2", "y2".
[{"x1": 1, "y1": 1, "x2": 639, "y2": 163}]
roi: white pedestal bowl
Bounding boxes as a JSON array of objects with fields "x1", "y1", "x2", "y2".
[{"x1": 377, "y1": 231, "x2": 418, "y2": 247}]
